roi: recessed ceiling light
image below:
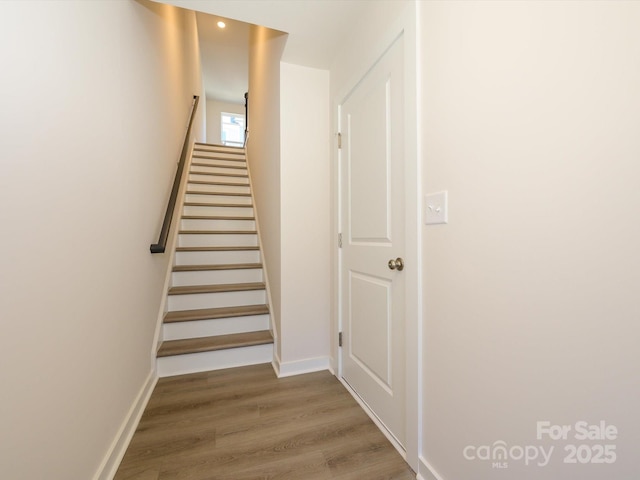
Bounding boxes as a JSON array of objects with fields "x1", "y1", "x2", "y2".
[{"x1": 217, "y1": 21, "x2": 226, "y2": 29}]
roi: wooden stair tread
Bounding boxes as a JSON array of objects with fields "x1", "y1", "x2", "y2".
[
  {"x1": 191, "y1": 162, "x2": 246, "y2": 170},
  {"x1": 181, "y1": 215, "x2": 255, "y2": 220},
  {"x1": 179, "y1": 230, "x2": 257, "y2": 235},
  {"x1": 189, "y1": 171, "x2": 248, "y2": 178},
  {"x1": 193, "y1": 143, "x2": 245, "y2": 150},
  {"x1": 173, "y1": 263, "x2": 262, "y2": 272},
  {"x1": 183, "y1": 202, "x2": 253, "y2": 208},
  {"x1": 186, "y1": 191, "x2": 251, "y2": 197},
  {"x1": 157, "y1": 330, "x2": 273, "y2": 357},
  {"x1": 176, "y1": 246, "x2": 259, "y2": 252},
  {"x1": 194, "y1": 152, "x2": 244, "y2": 157},
  {"x1": 192, "y1": 154, "x2": 246, "y2": 162},
  {"x1": 188, "y1": 180, "x2": 249, "y2": 187},
  {"x1": 168, "y1": 282, "x2": 265, "y2": 295},
  {"x1": 193, "y1": 150, "x2": 244, "y2": 156},
  {"x1": 164, "y1": 304, "x2": 269, "y2": 323},
  {"x1": 194, "y1": 145, "x2": 245, "y2": 152}
]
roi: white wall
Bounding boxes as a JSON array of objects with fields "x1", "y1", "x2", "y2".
[
  {"x1": 246, "y1": 25, "x2": 288, "y2": 359},
  {"x1": 279, "y1": 62, "x2": 331, "y2": 374},
  {"x1": 206, "y1": 99, "x2": 245, "y2": 145},
  {"x1": 419, "y1": 2, "x2": 640, "y2": 479},
  {"x1": 0, "y1": 1, "x2": 203, "y2": 478}
]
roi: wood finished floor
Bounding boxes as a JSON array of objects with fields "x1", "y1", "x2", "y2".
[{"x1": 115, "y1": 364, "x2": 415, "y2": 480}]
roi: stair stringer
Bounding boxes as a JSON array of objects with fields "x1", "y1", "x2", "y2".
[
  {"x1": 150, "y1": 140, "x2": 197, "y2": 370},
  {"x1": 243, "y1": 144, "x2": 278, "y2": 359}
]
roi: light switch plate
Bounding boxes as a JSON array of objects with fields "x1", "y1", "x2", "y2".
[{"x1": 424, "y1": 191, "x2": 448, "y2": 225}]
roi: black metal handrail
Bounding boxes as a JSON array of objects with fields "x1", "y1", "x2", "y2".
[
  {"x1": 150, "y1": 95, "x2": 200, "y2": 254},
  {"x1": 244, "y1": 91, "x2": 248, "y2": 147}
]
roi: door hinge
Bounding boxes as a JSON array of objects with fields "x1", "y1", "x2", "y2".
[
  {"x1": 338, "y1": 233, "x2": 342, "y2": 248},
  {"x1": 339, "y1": 331, "x2": 343, "y2": 347},
  {"x1": 337, "y1": 132, "x2": 342, "y2": 149}
]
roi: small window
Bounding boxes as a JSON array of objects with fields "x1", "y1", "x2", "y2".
[{"x1": 221, "y1": 112, "x2": 245, "y2": 147}]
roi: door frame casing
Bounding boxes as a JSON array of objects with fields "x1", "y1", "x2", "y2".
[{"x1": 330, "y1": 2, "x2": 421, "y2": 472}]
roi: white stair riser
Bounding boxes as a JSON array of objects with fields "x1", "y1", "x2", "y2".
[
  {"x1": 157, "y1": 343, "x2": 273, "y2": 377},
  {"x1": 172, "y1": 268, "x2": 263, "y2": 286},
  {"x1": 162, "y1": 314, "x2": 270, "y2": 341},
  {"x1": 182, "y1": 205, "x2": 254, "y2": 217},
  {"x1": 192, "y1": 158, "x2": 246, "y2": 168},
  {"x1": 187, "y1": 183, "x2": 251, "y2": 194},
  {"x1": 192, "y1": 159, "x2": 246, "y2": 166},
  {"x1": 191, "y1": 165, "x2": 247, "y2": 176},
  {"x1": 178, "y1": 233, "x2": 258, "y2": 248},
  {"x1": 189, "y1": 173, "x2": 248, "y2": 184},
  {"x1": 168, "y1": 289, "x2": 266, "y2": 311},
  {"x1": 180, "y1": 218, "x2": 256, "y2": 230},
  {"x1": 175, "y1": 250, "x2": 260, "y2": 265},
  {"x1": 185, "y1": 192, "x2": 251, "y2": 202},
  {"x1": 193, "y1": 152, "x2": 246, "y2": 161},
  {"x1": 195, "y1": 145, "x2": 243, "y2": 153},
  {"x1": 184, "y1": 194, "x2": 252, "y2": 205}
]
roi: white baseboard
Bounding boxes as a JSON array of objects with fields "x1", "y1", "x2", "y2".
[
  {"x1": 272, "y1": 354, "x2": 330, "y2": 378},
  {"x1": 93, "y1": 371, "x2": 157, "y2": 480},
  {"x1": 418, "y1": 455, "x2": 445, "y2": 480}
]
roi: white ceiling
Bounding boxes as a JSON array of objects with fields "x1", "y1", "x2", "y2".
[
  {"x1": 196, "y1": 13, "x2": 249, "y2": 104},
  {"x1": 188, "y1": 0, "x2": 371, "y2": 68},
  {"x1": 156, "y1": 0, "x2": 372, "y2": 103}
]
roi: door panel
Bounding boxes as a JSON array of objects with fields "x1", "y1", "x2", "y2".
[
  {"x1": 348, "y1": 80, "x2": 390, "y2": 242},
  {"x1": 340, "y1": 35, "x2": 405, "y2": 446},
  {"x1": 350, "y1": 271, "x2": 391, "y2": 389}
]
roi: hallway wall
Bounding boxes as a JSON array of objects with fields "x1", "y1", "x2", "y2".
[
  {"x1": 419, "y1": 2, "x2": 640, "y2": 479},
  {"x1": 0, "y1": 1, "x2": 203, "y2": 478},
  {"x1": 246, "y1": 25, "x2": 288, "y2": 359},
  {"x1": 279, "y1": 62, "x2": 331, "y2": 374}
]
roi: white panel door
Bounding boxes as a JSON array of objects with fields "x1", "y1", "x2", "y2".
[{"x1": 340, "y1": 35, "x2": 405, "y2": 446}]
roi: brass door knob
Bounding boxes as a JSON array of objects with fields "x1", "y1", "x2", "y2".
[{"x1": 388, "y1": 257, "x2": 404, "y2": 271}]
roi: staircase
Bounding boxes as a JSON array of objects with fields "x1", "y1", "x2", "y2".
[{"x1": 156, "y1": 143, "x2": 273, "y2": 377}]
